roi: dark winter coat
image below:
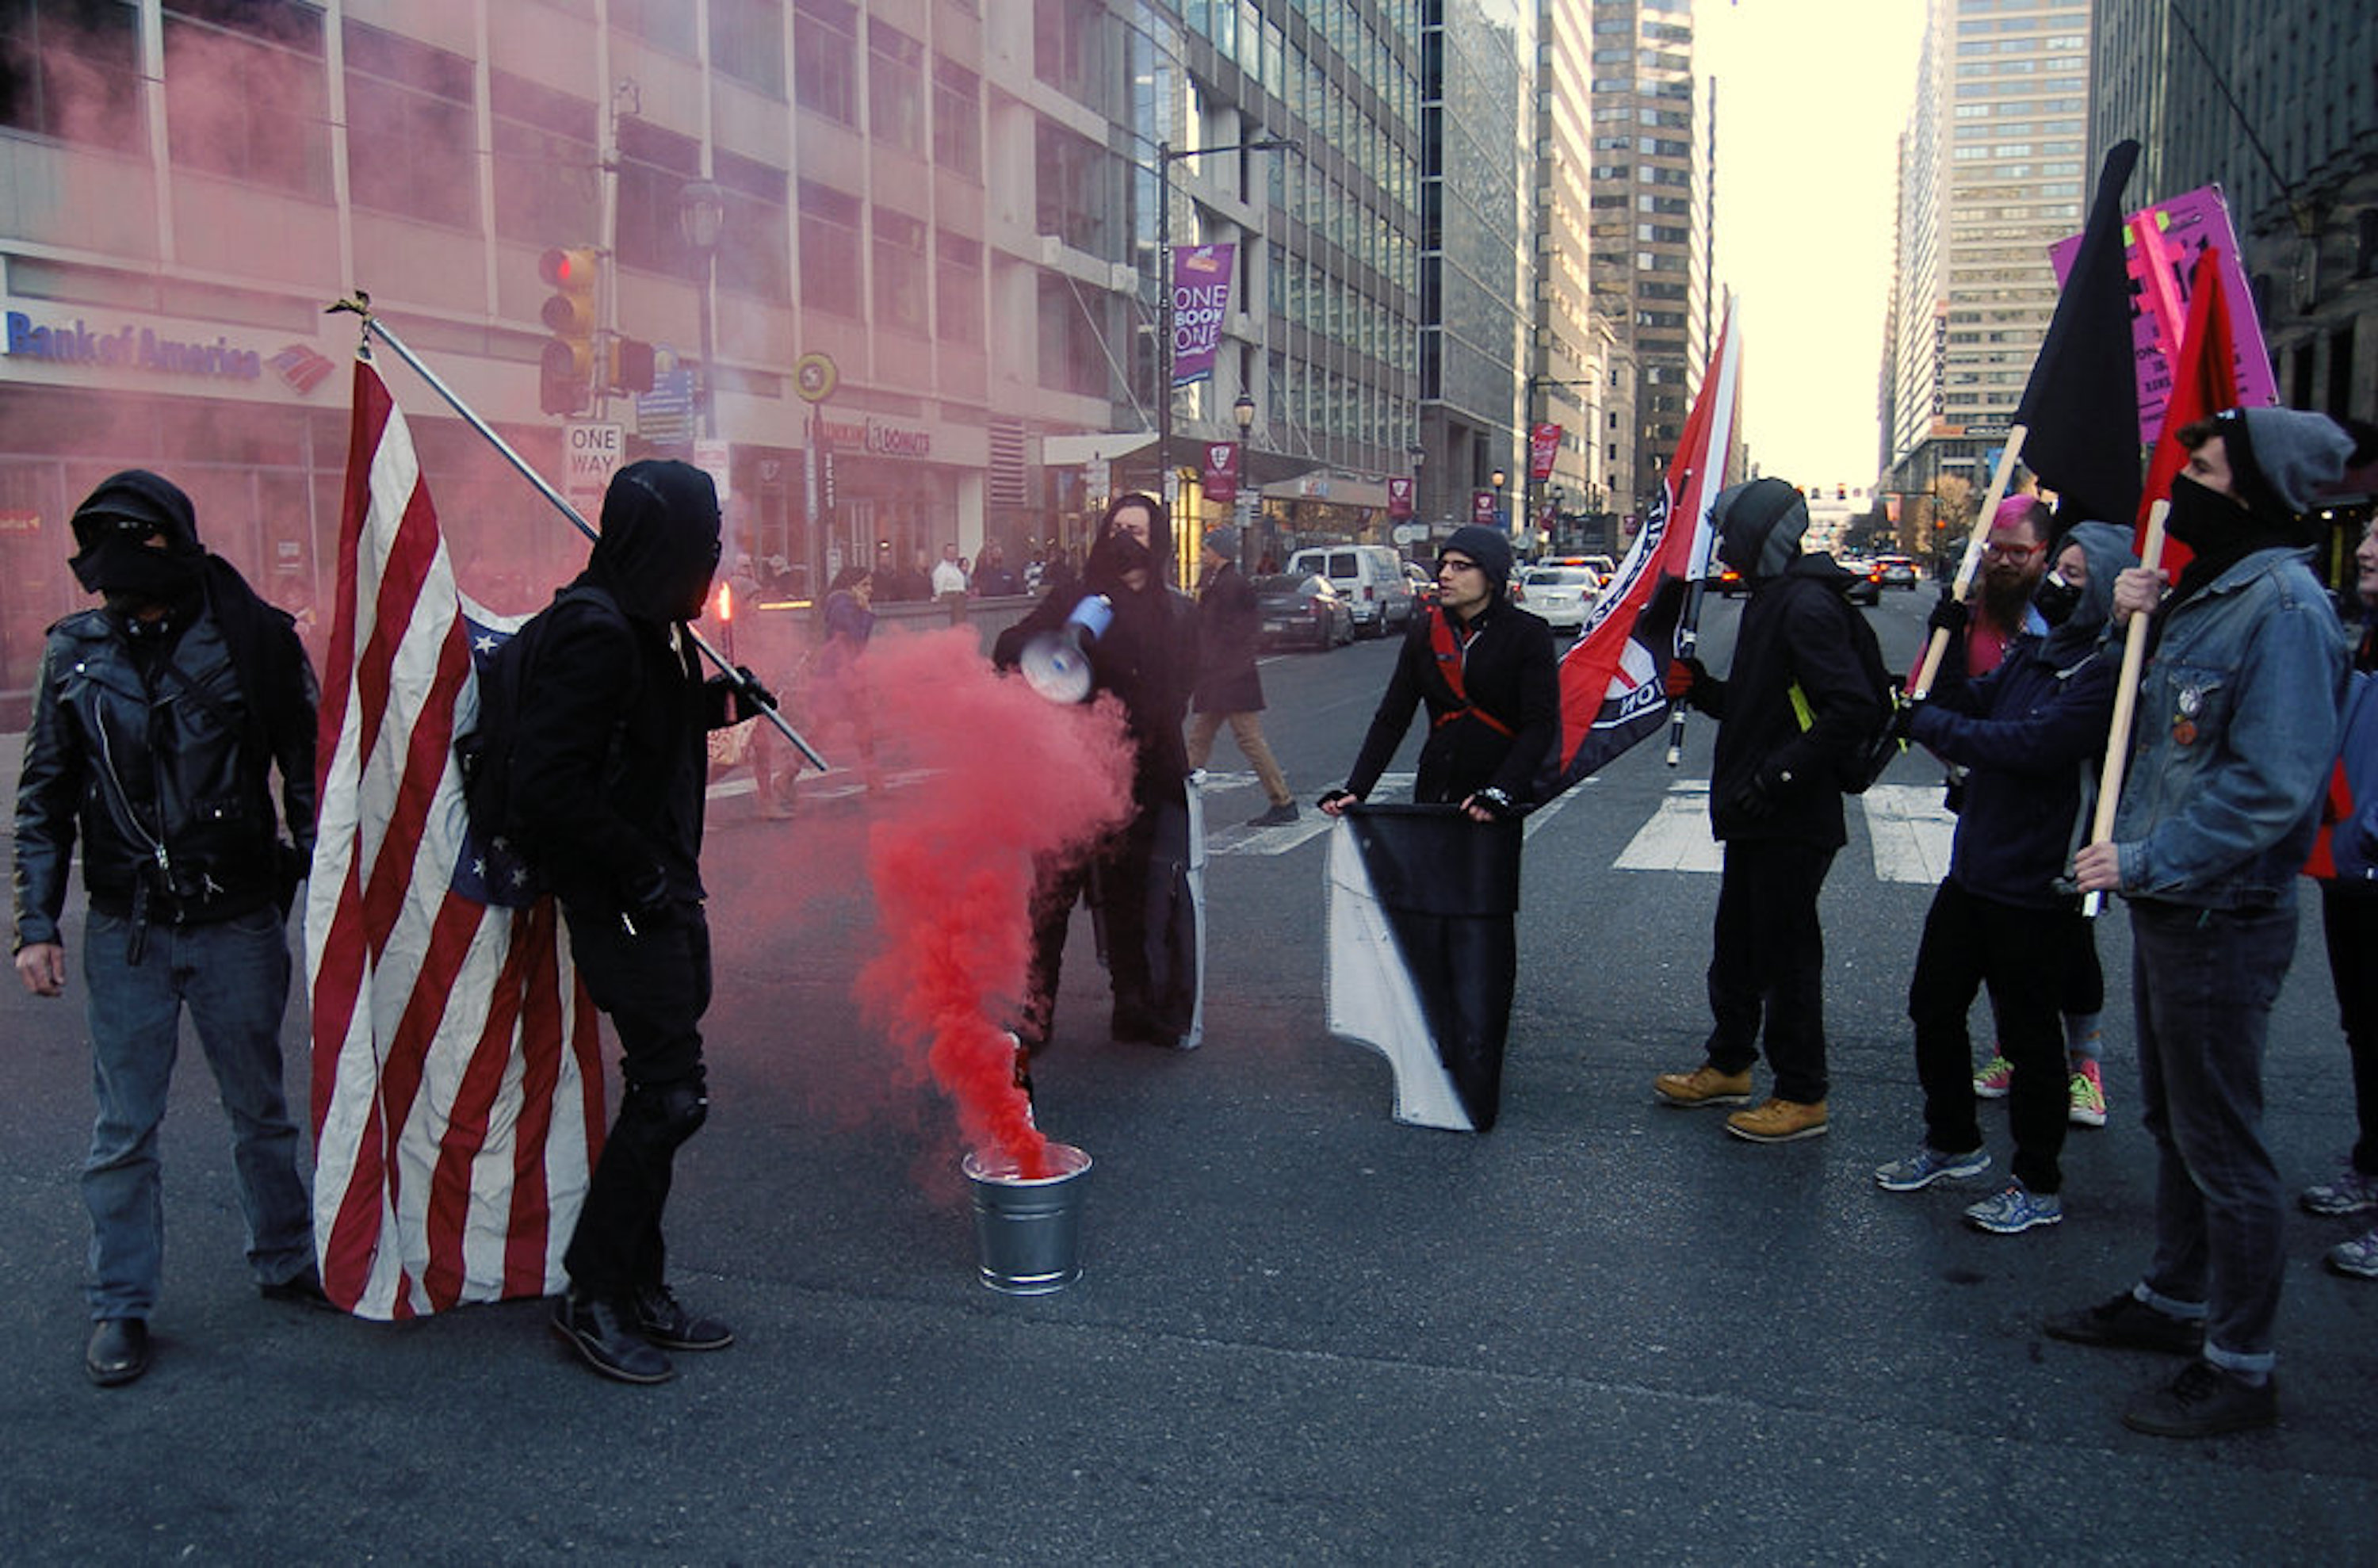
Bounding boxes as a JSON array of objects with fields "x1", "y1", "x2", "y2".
[
  {"x1": 510, "y1": 463, "x2": 742, "y2": 917},
  {"x1": 1191, "y1": 560, "x2": 1265, "y2": 715},
  {"x1": 1344, "y1": 601, "x2": 1559, "y2": 806},
  {"x1": 1693, "y1": 556, "x2": 1883, "y2": 848},
  {"x1": 15, "y1": 590, "x2": 315, "y2": 941}
]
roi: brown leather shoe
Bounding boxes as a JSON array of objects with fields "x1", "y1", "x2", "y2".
[
  {"x1": 1725, "y1": 1096, "x2": 1829, "y2": 1143},
  {"x1": 1653, "y1": 1063, "x2": 1755, "y2": 1107}
]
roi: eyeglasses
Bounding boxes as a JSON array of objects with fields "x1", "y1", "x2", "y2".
[
  {"x1": 1438, "y1": 557, "x2": 1481, "y2": 575},
  {"x1": 1982, "y1": 541, "x2": 2043, "y2": 561}
]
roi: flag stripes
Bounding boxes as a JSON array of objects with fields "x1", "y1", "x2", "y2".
[{"x1": 305, "y1": 358, "x2": 602, "y2": 1321}]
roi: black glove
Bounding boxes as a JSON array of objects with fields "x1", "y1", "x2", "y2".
[
  {"x1": 275, "y1": 842, "x2": 310, "y2": 917},
  {"x1": 731, "y1": 664, "x2": 778, "y2": 718},
  {"x1": 1467, "y1": 786, "x2": 1520, "y2": 821},
  {"x1": 1729, "y1": 765, "x2": 1787, "y2": 822},
  {"x1": 1317, "y1": 788, "x2": 1359, "y2": 813},
  {"x1": 1926, "y1": 594, "x2": 1968, "y2": 641},
  {"x1": 1886, "y1": 693, "x2": 1923, "y2": 744}
]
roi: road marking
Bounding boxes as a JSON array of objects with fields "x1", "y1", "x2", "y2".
[
  {"x1": 1860, "y1": 782, "x2": 1957, "y2": 885},
  {"x1": 1613, "y1": 781, "x2": 1722, "y2": 872}
]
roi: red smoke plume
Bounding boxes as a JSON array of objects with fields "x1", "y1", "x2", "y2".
[{"x1": 851, "y1": 629, "x2": 1133, "y2": 1178}]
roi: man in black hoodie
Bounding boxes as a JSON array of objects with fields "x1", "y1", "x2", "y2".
[
  {"x1": 513, "y1": 460, "x2": 770, "y2": 1385},
  {"x1": 1657, "y1": 478, "x2": 1885, "y2": 1144},
  {"x1": 15, "y1": 471, "x2": 323, "y2": 1387}
]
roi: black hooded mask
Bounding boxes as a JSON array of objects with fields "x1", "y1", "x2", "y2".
[
  {"x1": 588, "y1": 460, "x2": 722, "y2": 623},
  {"x1": 70, "y1": 469, "x2": 207, "y2": 608}
]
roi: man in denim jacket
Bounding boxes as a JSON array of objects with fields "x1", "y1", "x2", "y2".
[{"x1": 2052, "y1": 407, "x2": 2359, "y2": 1438}]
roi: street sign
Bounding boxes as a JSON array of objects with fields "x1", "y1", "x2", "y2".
[
  {"x1": 694, "y1": 438, "x2": 732, "y2": 506},
  {"x1": 564, "y1": 420, "x2": 624, "y2": 506}
]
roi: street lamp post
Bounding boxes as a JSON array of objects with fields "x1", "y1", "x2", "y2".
[
  {"x1": 679, "y1": 182, "x2": 725, "y2": 442},
  {"x1": 1156, "y1": 137, "x2": 1293, "y2": 516},
  {"x1": 1232, "y1": 391, "x2": 1256, "y2": 561},
  {"x1": 1550, "y1": 484, "x2": 1566, "y2": 550},
  {"x1": 1490, "y1": 468, "x2": 1507, "y2": 533}
]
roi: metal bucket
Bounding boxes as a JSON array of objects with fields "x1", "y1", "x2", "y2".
[{"x1": 961, "y1": 1142, "x2": 1092, "y2": 1295}]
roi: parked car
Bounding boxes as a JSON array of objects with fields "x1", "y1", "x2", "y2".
[
  {"x1": 1252, "y1": 572, "x2": 1353, "y2": 649},
  {"x1": 1875, "y1": 554, "x2": 1920, "y2": 589},
  {"x1": 1518, "y1": 564, "x2": 1599, "y2": 634},
  {"x1": 1838, "y1": 556, "x2": 1882, "y2": 607},
  {"x1": 1705, "y1": 560, "x2": 1747, "y2": 597},
  {"x1": 1401, "y1": 559, "x2": 1437, "y2": 610},
  {"x1": 1285, "y1": 545, "x2": 1413, "y2": 637}
]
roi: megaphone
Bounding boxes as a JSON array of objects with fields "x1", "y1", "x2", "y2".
[{"x1": 1019, "y1": 594, "x2": 1114, "y2": 704}]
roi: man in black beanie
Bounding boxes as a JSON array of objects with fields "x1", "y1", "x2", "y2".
[
  {"x1": 1655, "y1": 477, "x2": 1885, "y2": 1144},
  {"x1": 1321, "y1": 522, "x2": 1558, "y2": 819},
  {"x1": 14, "y1": 470, "x2": 325, "y2": 1386},
  {"x1": 2052, "y1": 406, "x2": 2357, "y2": 1438}
]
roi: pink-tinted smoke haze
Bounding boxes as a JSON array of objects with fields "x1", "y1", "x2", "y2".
[{"x1": 851, "y1": 629, "x2": 1133, "y2": 1180}]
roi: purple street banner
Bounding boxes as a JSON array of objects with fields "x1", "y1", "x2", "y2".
[
  {"x1": 1471, "y1": 489, "x2": 1498, "y2": 526},
  {"x1": 1202, "y1": 441, "x2": 1238, "y2": 503},
  {"x1": 1171, "y1": 243, "x2": 1237, "y2": 386},
  {"x1": 1386, "y1": 475, "x2": 1414, "y2": 519},
  {"x1": 2049, "y1": 184, "x2": 2277, "y2": 445}
]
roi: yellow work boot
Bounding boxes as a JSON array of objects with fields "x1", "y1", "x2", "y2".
[
  {"x1": 1725, "y1": 1096, "x2": 1829, "y2": 1143},
  {"x1": 1653, "y1": 1062, "x2": 1755, "y2": 1107}
]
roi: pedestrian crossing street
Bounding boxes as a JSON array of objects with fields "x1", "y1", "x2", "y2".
[{"x1": 1200, "y1": 773, "x2": 1960, "y2": 886}]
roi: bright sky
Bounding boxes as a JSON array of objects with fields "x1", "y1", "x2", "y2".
[{"x1": 1697, "y1": 0, "x2": 1929, "y2": 491}]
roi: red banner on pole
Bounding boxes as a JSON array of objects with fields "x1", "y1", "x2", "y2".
[
  {"x1": 1202, "y1": 442, "x2": 1239, "y2": 503},
  {"x1": 1471, "y1": 490, "x2": 1498, "y2": 526},
  {"x1": 1386, "y1": 475, "x2": 1414, "y2": 519},
  {"x1": 1528, "y1": 423, "x2": 1562, "y2": 482}
]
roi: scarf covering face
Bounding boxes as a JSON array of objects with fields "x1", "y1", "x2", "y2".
[{"x1": 70, "y1": 469, "x2": 206, "y2": 602}]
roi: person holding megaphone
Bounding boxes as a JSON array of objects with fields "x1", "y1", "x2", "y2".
[{"x1": 994, "y1": 493, "x2": 1200, "y2": 1073}]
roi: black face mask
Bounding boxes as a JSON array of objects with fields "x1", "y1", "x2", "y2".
[
  {"x1": 2164, "y1": 475, "x2": 2250, "y2": 554},
  {"x1": 72, "y1": 537, "x2": 201, "y2": 602},
  {"x1": 2033, "y1": 572, "x2": 2083, "y2": 629}
]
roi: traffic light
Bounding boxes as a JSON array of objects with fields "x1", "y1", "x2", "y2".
[
  {"x1": 608, "y1": 336, "x2": 656, "y2": 395},
  {"x1": 538, "y1": 246, "x2": 598, "y2": 415}
]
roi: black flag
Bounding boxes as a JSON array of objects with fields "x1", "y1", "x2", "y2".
[{"x1": 2013, "y1": 138, "x2": 2142, "y2": 528}]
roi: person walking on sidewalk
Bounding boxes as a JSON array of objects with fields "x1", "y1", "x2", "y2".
[
  {"x1": 2055, "y1": 407, "x2": 2358, "y2": 1438},
  {"x1": 1874, "y1": 521, "x2": 2135, "y2": 1232},
  {"x1": 1187, "y1": 526, "x2": 1298, "y2": 828},
  {"x1": 13, "y1": 470, "x2": 329, "y2": 1387},
  {"x1": 1655, "y1": 478, "x2": 1887, "y2": 1144}
]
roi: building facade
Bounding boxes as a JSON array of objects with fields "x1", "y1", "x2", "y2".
[{"x1": 1881, "y1": 0, "x2": 2093, "y2": 523}]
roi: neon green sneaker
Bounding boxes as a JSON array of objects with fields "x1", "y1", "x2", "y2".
[{"x1": 1973, "y1": 1054, "x2": 2014, "y2": 1100}]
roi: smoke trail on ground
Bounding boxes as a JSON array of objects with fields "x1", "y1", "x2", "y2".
[{"x1": 851, "y1": 628, "x2": 1132, "y2": 1179}]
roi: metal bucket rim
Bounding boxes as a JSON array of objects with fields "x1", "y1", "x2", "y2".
[{"x1": 962, "y1": 1142, "x2": 1091, "y2": 1187}]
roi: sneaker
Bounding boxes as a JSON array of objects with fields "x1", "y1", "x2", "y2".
[
  {"x1": 1965, "y1": 1180, "x2": 2064, "y2": 1233},
  {"x1": 2120, "y1": 1360, "x2": 2278, "y2": 1439},
  {"x1": 1725, "y1": 1097, "x2": 1829, "y2": 1143},
  {"x1": 1874, "y1": 1145, "x2": 1992, "y2": 1191},
  {"x1": 2298, "y1": 1160, "x2": 2378, "y2": 1218},
  {"x1": 2067, "y1": 1060, "x2": 2108, "y2": 1128},
  {"x1": 629, "y1": 1283, "x2": 735, "y2": 1351},
  {"x1": 1245, "y1": 801, "x2": 1299, "y2": 828},
  {"x1": 2326, "y1": 1227, "x2": 2378, "y2": 1279},
  {"x1": 2042, "y1": 1291, "x2": 2204, "y2": 1356},
  {"x1": 1973, "y1": 1054, "x2": 2014, "y2": 1100},
  {"x1": 1653, "y1": 1062, "x2": 1754, "y2": 1108},
  {"x1": 552, "y1": 1291, "x2": 674, "y2": 1383}
]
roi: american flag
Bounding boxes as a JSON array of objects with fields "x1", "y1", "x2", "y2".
[
  {"x1": 304, "y1": 358, "x2": 604, "y2": 1320},
  {"x1": 1546, "y1": 298, "x2": 1741, "y2": 791}
]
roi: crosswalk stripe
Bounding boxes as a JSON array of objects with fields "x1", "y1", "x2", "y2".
[
  {"x1": 1613, "y1": 781, "x2": 1722, "y2": 872},
  {"x1": 1860, "y1": 782, "x2": 1958, "y2": 885}
]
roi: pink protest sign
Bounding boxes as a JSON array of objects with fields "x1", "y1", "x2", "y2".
[{"x1": 2050, "y1": 185, "x2": 2277, "y2": 444}]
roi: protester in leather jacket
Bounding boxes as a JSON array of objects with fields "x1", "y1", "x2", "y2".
[{"x1": 12, "y1": 469, "x2": 324, "y2": 1389}]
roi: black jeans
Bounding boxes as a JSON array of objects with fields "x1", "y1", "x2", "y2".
[
  {"x1": 1705, "y1": 838, "x2": 1837, "y2": 1105},
  {"x1": 1907, "y1": 880, "x2": 2078, "y2": 1193},
  {"x1": 2320, "y1": 882, "x2": 2378, "y2": 1175},
  {"x1": 1024, "y1": 807, "x2": 1157, "y2": 1039},
  {"x1": 560, "y1": 904, "x2": 713, "y2": 1298}
]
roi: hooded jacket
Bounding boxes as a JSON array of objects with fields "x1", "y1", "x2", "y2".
[
  {"x1": 1909, "y1": 520, "x2": 2135, "y2": 906},
  {"x1": 15, "y1": 472, "x2": 317, "y2": 946},
  {"x1": 510, "y1": 461, "x2": 736, "y2": 915}
]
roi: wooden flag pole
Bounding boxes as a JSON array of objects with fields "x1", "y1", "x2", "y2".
[
  {"x1": 2081, "y1": 498, "x2": 2168, "y2": 917},
  {"x1": 1910, "y1": 424, "x2": 2029, "y2": 700}
]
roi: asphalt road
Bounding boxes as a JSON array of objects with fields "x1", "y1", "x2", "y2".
[{"x1": 3, "y1": 582, "x2": 2373, "y2": 1563}]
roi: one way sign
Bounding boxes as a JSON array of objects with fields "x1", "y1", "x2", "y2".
[{"x1": 564, "y1": 421, "x2": 624, "y2": 508}]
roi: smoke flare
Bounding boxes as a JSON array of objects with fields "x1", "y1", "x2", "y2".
[{"x1": 851, "y1": 629, "x2": 1133, "y2": 1178}]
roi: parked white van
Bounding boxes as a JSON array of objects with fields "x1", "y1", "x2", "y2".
[{"x1": 1284, "y1": 545, "x2": 1415, "y2": 637}]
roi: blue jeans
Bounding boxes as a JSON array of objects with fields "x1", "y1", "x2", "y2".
[
  {"x1": 2128, "y1": 898, "x2": 2295, "y2": 1374},
  {"x1": 82, "y1": 906, "x2": 315, "y2": 1320}
]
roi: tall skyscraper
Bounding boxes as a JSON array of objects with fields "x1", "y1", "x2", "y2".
[{"x1": 1882, "y1": 0, "x2": 2093, "y2": 512}]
